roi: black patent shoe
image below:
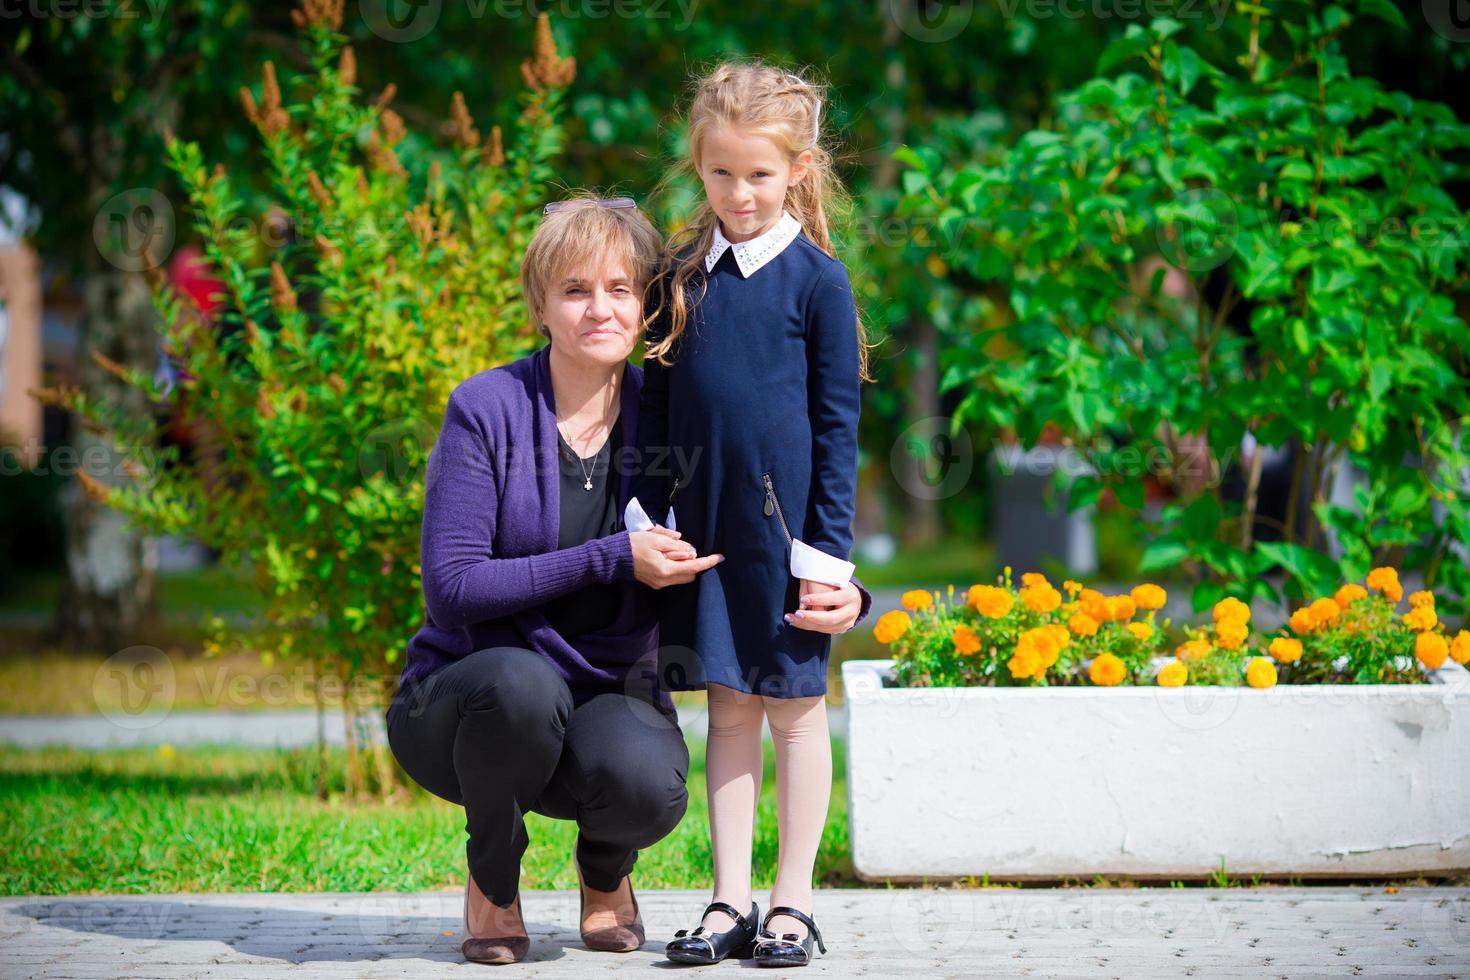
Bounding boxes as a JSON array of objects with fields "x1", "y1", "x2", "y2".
[
  {"x1": 752, "y1": 906, "x2": 827, "y2": 968},
  {"x1": 665, "y1": 900, "x2": 760, "y2": 965}
]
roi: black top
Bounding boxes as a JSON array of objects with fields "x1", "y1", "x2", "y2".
[{"x1": 541, "y1": 415, "x2": 625, "y2": 638}]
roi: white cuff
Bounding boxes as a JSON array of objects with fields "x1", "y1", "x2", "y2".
[
  {"x1": 789, "y1": 538, "x2": 855, "y2": 587},
  {"x1": 625, "y1": 496, "x2": 676, "y2": 533}
]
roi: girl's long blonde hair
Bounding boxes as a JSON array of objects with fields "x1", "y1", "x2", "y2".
[{"x1": 645, "y1": 61, "x2": 873, "y2": 381}]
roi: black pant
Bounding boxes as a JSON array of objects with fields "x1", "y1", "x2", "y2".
[{"x1": 386, "y1": 646, "x2": 690, "y2": 906}]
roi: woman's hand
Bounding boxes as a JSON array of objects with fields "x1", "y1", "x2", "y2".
[
  {"x1": 786, "y1": 578, "x2": 862, "y2": 634},
  {"x1": 631, "y1": 527, "x2": 723, "y2": 589}
]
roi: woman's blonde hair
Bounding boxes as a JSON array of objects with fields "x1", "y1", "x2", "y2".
[
  {"x1": 522, "y1": 191, "x2": 663, "y2": 338},
  {"x1": 645, "y1": 61, "x2": 873, "y2": 381}
]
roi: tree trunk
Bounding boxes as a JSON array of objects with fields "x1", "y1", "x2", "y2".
[{"x1": 50, "y1": 258, "x2": 160, "y2": 651}]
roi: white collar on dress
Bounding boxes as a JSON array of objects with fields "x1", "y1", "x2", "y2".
[{"x1": 703, "y1": 210, "x2": 803, "y2": 277}]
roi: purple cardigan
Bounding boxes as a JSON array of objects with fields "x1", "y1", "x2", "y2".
[
  {"x1": 400, "y1": 344, "x2": 873, "y2": 710},
  {"x1": 400, "y1": 345, "x2": 665, "y2": 709}
]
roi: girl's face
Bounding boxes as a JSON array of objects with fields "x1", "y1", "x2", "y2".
[
  {"x1": 541, "y1": 260, "x2": 643, "y2": 369},
  {"x1": 696, "y1": 124, "x2": 812, "y2": 244}
]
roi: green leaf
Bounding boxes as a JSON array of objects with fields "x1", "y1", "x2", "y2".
[{"x1": 1139, "y1": 537, "x2": 1190, "y2": 573}]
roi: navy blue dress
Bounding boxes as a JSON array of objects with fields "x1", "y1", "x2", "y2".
[{"x1": 634, "y1": 226, "x2": 861, "y2": 699}]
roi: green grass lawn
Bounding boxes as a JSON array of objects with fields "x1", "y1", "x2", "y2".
[{"x1": 0, "y1": 739, "x2": 854, "y2": 895}]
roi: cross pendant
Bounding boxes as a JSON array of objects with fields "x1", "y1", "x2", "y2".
[{"x1": 584, "y1": 479, "x2": 593, "y2": 491}]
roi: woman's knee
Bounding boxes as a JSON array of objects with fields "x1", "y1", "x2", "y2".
[{"x1": 457, "y1": 647, "x2": 573, "y2": 722}]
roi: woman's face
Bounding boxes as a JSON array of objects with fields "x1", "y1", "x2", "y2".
[{"x1": 542, "y1": 260, "x2": 643, "y2": 368}]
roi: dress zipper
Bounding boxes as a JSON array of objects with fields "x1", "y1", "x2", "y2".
[{"x1": 762, "y1": 473, "x2": 793, "y2": 544}]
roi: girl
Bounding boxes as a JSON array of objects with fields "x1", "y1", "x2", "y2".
[{"x1": 630, "y1": 62, "x2": 872, "y2": 968}]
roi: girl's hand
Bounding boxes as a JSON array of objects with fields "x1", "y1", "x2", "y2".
[
  {"x1": 786, "y1": 579, "x2": 861, "y2": 634},
  {"x1": 631, "y1": 527, "x2": 722, "y2": 588}
]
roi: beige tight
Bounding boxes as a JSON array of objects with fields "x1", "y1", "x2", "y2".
[{"x1": 700, "y1": 682, "x2": 831, "y2": 941}]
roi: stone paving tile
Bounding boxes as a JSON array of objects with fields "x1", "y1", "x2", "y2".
[{"x1": 1, "y1": 887, "x2": 1466, "y2": 978}]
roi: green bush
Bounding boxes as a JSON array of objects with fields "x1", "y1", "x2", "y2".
[
  {"x1": 41, "y1": 6, "x2": 574, "y2": 794},
  {"x1": 898, "y1": 3, "x2": 1470, "y2": 618}
]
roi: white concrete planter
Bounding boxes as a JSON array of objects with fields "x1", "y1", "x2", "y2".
[{"x1": 842, "y1": 657, "x2": 1470, "y2": 881}]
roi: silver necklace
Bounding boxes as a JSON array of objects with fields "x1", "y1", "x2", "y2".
[{"x1": 559, "y1": 427, "x2": 600, "y2": 491}]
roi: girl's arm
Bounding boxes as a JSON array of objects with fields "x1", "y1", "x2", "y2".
[
  {"x1": 803, "y1": 261, "x2": 862, "y2": 561},
  {"x1": 419, "y1": 388, "x2": 634, "y2": 630}
]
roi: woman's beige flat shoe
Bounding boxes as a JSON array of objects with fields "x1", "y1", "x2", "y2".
[
  {"x1": 576, "y1": 860, "x2": 645, "y2": 953},
  {"x1": 462, "y1": 878, "x2": 530, "y2": 964}
]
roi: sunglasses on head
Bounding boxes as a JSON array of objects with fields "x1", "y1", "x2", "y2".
[{"x1": 542, "y1": 196, "x2": 637, "y2": 216}]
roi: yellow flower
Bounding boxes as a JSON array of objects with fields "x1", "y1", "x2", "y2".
[
  {"x1": 1416, "y1": 632, "x2": 1449, "y2": 671},
  {"x1": 947, "y1": 583, "x2": 955, "y2": 601},
  {"x1": 1104, "y1": 595, "x2": 1137, "y2": 622},
  {"x1": 1246, "y1": 656, "x2": 1278, "y2": 689},
  {"x1": 1157, "y1": 661, "x2": 1187, "y2": 687},
  {"x1": 1068, "y1": 612, "x2": 1100, "y2": 637},
  {"x1": 1213, "y1": 596, "x2": 1251, "y2": 625},
  {"x1": 901, "y1": 589, "x2": 933, "y2": 612},
  {"x1": 1076, "y1": 587, "x2": 1108, "y2": 620},
  {"x1": 1450, "y1": 630, "x2": 1470, "y2": 666},
  {"x1": 1063, "y1": 579, "x2": 1084, "y2": 597},
  {"x1": 1127, "y1": 622, "x2": 1153, "y2": 642},
  {"x1": 1334, "y1": 583, "x2": 1368, "y2": 610},
  {"x1": 1089, "y1": 652, "x2": 1126, "y2": 686},
  {"x1": 1289, "y1": 607, "x2": 1316, "y2": 635},
  {"x1": 967, "y1": 584, "x2": 1014, "y2": 618},
  {"x1": 1403, "y1": 606, "x2": 1438, "y2": 632},
  {"x1": 1308, "y1": 597, "x2": 1341, "y2": 629},
  {"x1": 1020, "y1": 583, "x2": 1062, "y2": 615},
  {"x1": 1040, "y1": 623, "x2": 1070, "y2": 662},
  {"x1": 1175, "y1": 638, "x2": 1211, "y2": 662},
  {"x1": 1010, "y1": 626, "x2": 1064, "y2": 679},
  {"x1": 1366, "y1": 566, "x2": 1403, "y2": 602},
  {"x1": 1268, "y1": 636, "x2": 1303, "y2": 663},
  {"x1": 1216, "y1": 618, "x2": 1250, "y2": 651},
  {"x1": 1020, "y1": 571, "x2": 1050, "y2": 588},
  {"x1": 952, "y1": 624, "x2": 981, "y2": 656},
  {"x1": 1130, "y1": 583, "x2": 1167, "y2": 610},
  {"x1": 1408, "y1": 590, "x2": 1435, "y2": 609},
  {"x1": 873, "y1": 610, "x2": 911, "y2": 644}
]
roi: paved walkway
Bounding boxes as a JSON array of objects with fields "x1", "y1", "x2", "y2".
[{"x1": 2, "y1": 887, "x2": 1464, "y2": 978}]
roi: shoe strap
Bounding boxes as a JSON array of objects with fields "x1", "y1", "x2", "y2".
[
  {"x1": 761, "y1": 906, "x2": 826, "y2": 955},
  {"x1": 701, "y1": 900, "x2": 753, "y2": 930}
]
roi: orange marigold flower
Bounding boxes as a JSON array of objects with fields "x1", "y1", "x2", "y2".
[
  {"x1": 1416, "y1": 632, "x2": 1449, "y2": 671},
  {"x1": 1308, "y1": 597, "x2": 1341, "y2": 629},
  {"x1": 1334, "y1": 583, "x2": 1368, "y2": 610},
  {"x1": 1020, "y1": 583, "x2": 1062, "y2": 614},
  {"x1": 1020, "y1": 572, "x2": 1050, "y2": 588},
  {"x1": 1268, "y1": 637, "x2": 1303, "y2": 663},
  {"x1": 968, "y1": 584, "x2": 1014, "y2": 618},
  {"x1": 1008, "y1": 646, "x2": 1043, "y2": 679},
  {"x1": 1039, "y1": 623, "x2": 1070, "y2": 661},
  {"x1": 1216, "y1": 618, "x2": 1250, "y2": 651},
  {"x1": 1076, "y1": 587, "x2": 1108, "y2": 620},
  {"x1": 1010, "y1": 626, "x2": 1064, "y2": 679},
  {"x1": 1126, "y1": 622, "x2": 1153, "y2": 642},
  {"x1": 1408, "y1": 590, "x2": 1435, "y2": 610},
  {"x1": 1289, "y1": 607, "x2": 1316, "y2": 635},
  {"x1": 1451, "y1": 630, "x2": 1470, "y2": 666},
  {"x1": 952, "y1": 625, "x2": 982, "y2": 656},
  {"x1": 1063, "y1": 579, "x2": 1084, "y2": 597},
  {"x1": 1245, "y1": 656, "x2": 1278, "y2": 689},
  {"x1": 1403, "y1": 606, "x2": 1438, "y2": 632},
  {"x1": 1213, "y1": 596, "x2": 1251, "y2": 625},
  {"x1": 1157, "y1": 660, "x2": 1187, "y2": 687},
  {"x1": 873, "y1": 610, "x2": 911, "y2": 644},
  {"x1": 1104, "y1": 595, "x2": 1137, "y2": 622},
  {"x1": 901, "y1": 589, "x2": 933, "y2": 612},
  {"x1": 1176, "y1": 638, "x2": 1211, "y2": 662},
  {"x1": 1130, "y1": 583, "x2": 1167, "y2": 610},
  {"x1": 1366, "y1": 566, "x2": 1402, "y2": 602},
  {"x1": 1068, "y1": 612, "x2": 1100, "y2": 637},
  {"x1": 1089, "y1": 652, "x2": 1126, "y2": 686}
]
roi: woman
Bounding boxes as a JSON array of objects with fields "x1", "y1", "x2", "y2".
[{"x1": 386, "y1": 195, "x2": 870, "y2": 965}]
